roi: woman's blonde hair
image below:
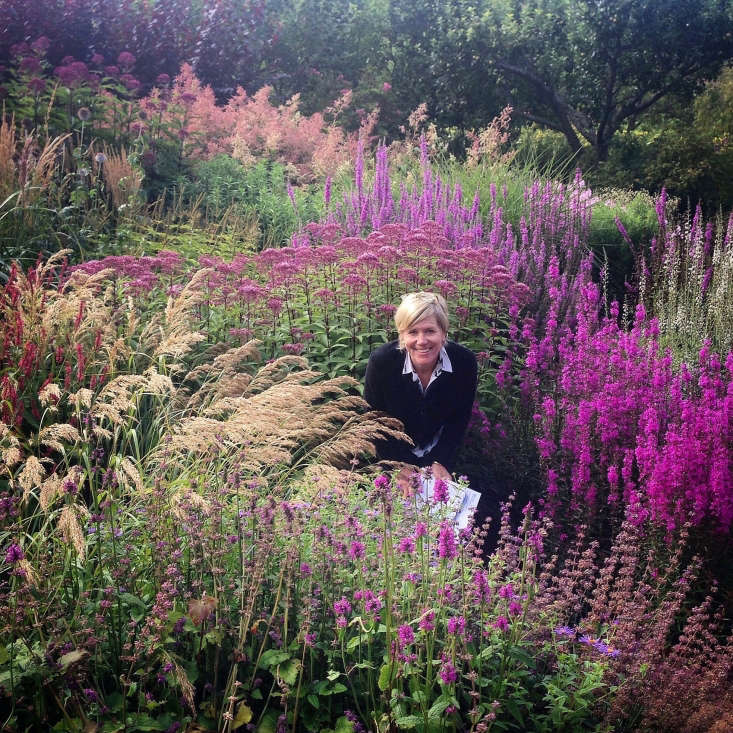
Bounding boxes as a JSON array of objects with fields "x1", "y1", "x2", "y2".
[{"x1": 394, "y1": 292, "x2": 449, "y2": 349}]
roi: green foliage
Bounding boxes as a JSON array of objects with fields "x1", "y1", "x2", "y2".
[
  {"x1": 264, "y1": 0, "x2": 391, "y2": 115},
  {"x1": 183, "y1": 156, "x2": 325, "y2": 249},
  {"x1": 593, "y1": 67, "x2": 733, "y2": 213},
  {"x1": 459, "y1": 0, "x2": 733, "y2": 161}
]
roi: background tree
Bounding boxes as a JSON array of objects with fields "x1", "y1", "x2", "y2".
[{"x1": 459, "y1": 0, "x2": 733, "y2": 161}]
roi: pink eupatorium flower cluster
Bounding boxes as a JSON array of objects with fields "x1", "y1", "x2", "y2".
[{"x1": 529, "y1": 282, "x2": 733, "y2": 533}]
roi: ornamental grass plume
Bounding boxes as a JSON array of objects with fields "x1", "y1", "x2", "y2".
[
  {"x1": 98, "y1": 145, "x2": 143, "y2": 209},
  {"x1": 157, "y1": 350, "x2": 408, "y2": 476},
  {"x1": 0, "y1": 114, "x2": 17, "y2": 200},
  {"x1": 14, "y1": 130, "x2": 70, "y2": 208}
]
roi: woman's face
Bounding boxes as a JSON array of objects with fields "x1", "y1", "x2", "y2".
[{"x1": 402, "y1": 315, "x2": 446, "y2": 372}]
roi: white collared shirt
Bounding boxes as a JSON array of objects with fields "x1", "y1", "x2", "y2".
[{"x1": 401, "y1": 345, "x2": 453, "y2": 457}]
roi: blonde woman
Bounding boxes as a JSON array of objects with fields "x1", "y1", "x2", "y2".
[{"x1": 364, "y1": 292, "x2": 478, "y2": 487}]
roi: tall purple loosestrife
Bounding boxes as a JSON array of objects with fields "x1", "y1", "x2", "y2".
[{"x1": 528, "y1": 279, "x2": 733, "y2": 534}]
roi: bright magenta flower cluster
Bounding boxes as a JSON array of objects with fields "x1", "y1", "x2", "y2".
[{"x1": 530, "y1": 284, "x2": 732, "y2": 533}]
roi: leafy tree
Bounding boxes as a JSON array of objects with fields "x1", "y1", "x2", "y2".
[
  {"x1": 595, "y1": 66, "x2": 733, "y2": 211},
  {"x1": 459, "y1": 0, "x2": 733, "y2": 161},
  {"x1": 263, "y1": 0, "x2": 392, "y2": 115}
]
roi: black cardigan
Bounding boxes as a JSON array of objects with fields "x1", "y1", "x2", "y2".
[{"x1": 363, "y1": 339, "x2": 478, "y2": 472}]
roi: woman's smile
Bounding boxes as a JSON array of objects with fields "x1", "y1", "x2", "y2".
[{"x1": 404, "y1": 316, "x2": 445, "y2": 372}]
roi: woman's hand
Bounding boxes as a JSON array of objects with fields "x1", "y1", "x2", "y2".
[
  {"x1": 396, "y1": 466, "x2": 415, "y2": 499},
  {"x1": 431, "y1": 462, "x2": 452, "y2": 483}
]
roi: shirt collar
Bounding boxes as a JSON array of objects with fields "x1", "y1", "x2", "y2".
[{"x1": 401, "y1": 344, "x2": 453, "y2": 381}]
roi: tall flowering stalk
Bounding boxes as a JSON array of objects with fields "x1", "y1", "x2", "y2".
[{"x1": 528, "y1": 277, "x2": 733, "y2": 534}]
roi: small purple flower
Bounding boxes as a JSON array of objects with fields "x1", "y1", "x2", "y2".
[
  {"x1": 493, "y1": 616, "x2": 509, "y2": 632},
  {"x1": 299, "y1": 562, "x2": 312, "y2": 576},
  {"x1": 446, "y1": 616, "x2": 465, "y2": 635},
  {"x1": 592, "y1": 640, "x2": 609, "y2": 654},
  {"x1": 508, "y1": 600, "x2": 522, "y2": 616},
  {"x1": 333, "y1": 597, "x2": 352, "y2": 616},
  {"x1": 498, "y1": 582, "x2": 514, "y2": 599},
  {"x1": 437, "y1": 521, "x2": 457, "y2": 559},
  {"x1": 397, "y1": 624, "x2": 414, "y2": 647},
  {"x1": 374, "y1": 475, "x2": 390, "y2": 490},
  {"x1": 553, "y1": 625, "x2": 576, "y2": 638},
  {"x1": 397, "y1": 536, "x2": 415, "y2": 554},
  {"x1": 419, "y1": 610, "x2": 435, "y2": 632},
  {"x1": 4, "y1": 543, "x2": 24, "y2": 564},
  {"x1": 439, "y1": 661, "x2": 458, "y2": 684},
  {"x1": 349, "y1": 540, "x2": 366, "y2": 560},
  {"x1": 304, "y1": 631, "x2": 317, "y2": 646},
  {"x1": 432, "y1": 478, "x2": 449, "y2": 503}
]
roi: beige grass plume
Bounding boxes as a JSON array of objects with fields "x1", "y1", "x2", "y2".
[
  {"x1": 58, "y1": 504, "x2": 89, "y2": 560},
  {"x1": 154, "y1": 355, "x2": 412, "y2": 475}
]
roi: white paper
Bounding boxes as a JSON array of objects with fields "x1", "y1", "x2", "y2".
[{"x1": 419, "y1": 477, "x2": 482, "y2": 531}]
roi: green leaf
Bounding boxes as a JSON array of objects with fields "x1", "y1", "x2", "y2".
[
  {"x1": 334, "y1": 716, "x2": 356, "y2": 733},
  {"x1": 346, "y1": 633, "x2": 370, "y2": 651},
  {"x1": 257, "y1": 711, "x2": 278, "y2": 733},
  {"x1": 327, "y1": 669, "x2": 341, "y2": 681},
  {"x1": 306, "y1": 693, "x2": 319, "y2": 709},
  {"x1": 353, "y1": 661, "x2": 376, "y2": 670},
  {"x1": 120, "y1": 593, "x2": 146, "y2": 610},
  {"x1": 232, "y1": 702, "x2": 253, "y2": 730},
  {"x1": 125, "y1": 712, "x2": 167, "y2": 731},
  {"x1": 259, "y1": 649, "x2": 290, "y2": 669},
  {"x1": 104, "y1": 691, "x2": 124, "y2": 713},
  {"x1": 185, "y1": 660, "x2": 199, "y2": 684},
  {"x1": 428, "y1": 695, "x2": 451, "y2": 719},
  {"x1": 505, "y1": 699, "x2": 524, "y2": 726},
  {"x1": 396, "y1": 715, "x2": 421, "y2": 728},
  {"x1": 331, "y1": 682, "x2": 347, "y2": 694},
  {"x1": 0, "y1": 645, "x2": 8, "y2": 665},
  {"x1": 278, "y1": 658, "x2": 301, "y2": 686},
  {"x1": 377, "y1": 663, "x2": 392, "y2": 692},
  {"x1": 204, "y1": 629, "x2": 224, "y2": 646}
]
